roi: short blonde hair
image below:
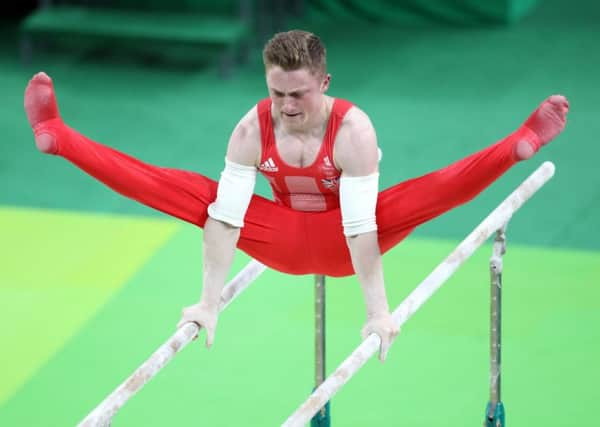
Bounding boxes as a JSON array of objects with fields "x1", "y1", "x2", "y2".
[{"x1": 262, "y1": 30, "x2": 327, "y2": 76}]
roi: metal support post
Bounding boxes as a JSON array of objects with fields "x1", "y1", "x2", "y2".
[
  {"x1": 485, "y1": 226, "x2": 506, "y2": 427},
  {"x1": 312, "y1": 274, "x2": 331, "y2": 427}
]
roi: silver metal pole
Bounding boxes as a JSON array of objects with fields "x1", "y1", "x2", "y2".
[
  {"x1": 490, "y1": 226, "x2": 505, "y2": 404},
  {"x1": 315, "y1": 274, "x2": 326, "y2": 415},
  {"x1": 486, "y1": 226, "x2": 506, "y2": 426}
]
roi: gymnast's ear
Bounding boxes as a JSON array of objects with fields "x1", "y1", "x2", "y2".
[{"x1": 320, "y1": 73, "x2": 331, "y2": 92}]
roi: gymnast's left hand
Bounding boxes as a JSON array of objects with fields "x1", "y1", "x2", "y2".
[
  {"x1": 361, "y1": 312, "x2": 400, "y2": 363},
  {"x1": 177, "y1": 302, "x2": 219, "y2": 349}
]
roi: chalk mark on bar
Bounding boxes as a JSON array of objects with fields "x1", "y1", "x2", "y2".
[{"x1": 78, "y1": 259, "x2": 267, "y2": 427}]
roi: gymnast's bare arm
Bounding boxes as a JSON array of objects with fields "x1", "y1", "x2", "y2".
[
  {"x1": 177, "y1": 108, "x2": 261, "y2": 347},
  {"x1": 334, "y1": 107, "x2": 399, "y2": 362}
]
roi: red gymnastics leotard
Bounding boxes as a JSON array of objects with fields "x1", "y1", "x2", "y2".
[{"x1": 32, "y1": 99, "x2": 539, "y2": 276}]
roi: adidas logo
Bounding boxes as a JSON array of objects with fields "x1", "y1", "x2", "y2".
[{"x1": 259, "y1": 157, "x2": 279, "y2": 172}]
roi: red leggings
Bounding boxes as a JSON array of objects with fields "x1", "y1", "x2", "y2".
[{"x1": 37, "y1": 118, "x2": 534, "y2": 277}]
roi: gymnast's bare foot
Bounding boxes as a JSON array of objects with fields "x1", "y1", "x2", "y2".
[
  {"x1": 24, "y1": 72, "x2": 60, "y2": 154},
  {"x1": 515, "y1": 95, "x2": 569, "y2": 160}
]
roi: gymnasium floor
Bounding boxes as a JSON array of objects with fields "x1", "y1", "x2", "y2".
[{"x1": 1, "y1": 0, "x2": 598, "y2": 425}]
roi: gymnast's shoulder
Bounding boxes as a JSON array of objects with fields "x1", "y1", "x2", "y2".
[
  {"x1": 227, "y1": 106, "x2": 261, "y2": 165},
  {"x1": 336, "y1": 103, "x2": 377, "y2": 144}
]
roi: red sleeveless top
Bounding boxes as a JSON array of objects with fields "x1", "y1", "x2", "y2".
[{"x1": 256, "y1": 98, "x2": 354, "y2": 212}]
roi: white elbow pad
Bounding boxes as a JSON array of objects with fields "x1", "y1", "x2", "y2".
[
  {"x1": 340, "y1": 173, "x2": 379, "y2": 236},
  {"x1": 207, "y1": 158, "x2": 256, "y2": 227}
]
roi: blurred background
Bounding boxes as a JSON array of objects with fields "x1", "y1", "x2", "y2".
[{"x1": 1, "y1": 0, "x2": 598, "y2": 426}]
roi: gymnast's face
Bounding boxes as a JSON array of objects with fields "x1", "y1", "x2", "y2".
[{"x1": 266, "y1": 66, "x2": 330, "y2": 132}]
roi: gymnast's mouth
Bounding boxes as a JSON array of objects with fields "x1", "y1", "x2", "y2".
[{"x1": 282, "y1": 112, "x2": 302, "y2": 117}]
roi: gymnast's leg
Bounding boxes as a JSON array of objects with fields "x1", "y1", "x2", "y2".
[
  {"x1": 24, "y1": 72, "x2": 310, "y2": 274},
  {"x1": 24, "y1": 72, "x2": 226, "y2": 227},
  {"x1": 375, "y1": 95, "x2": 569, "y2": 253}
]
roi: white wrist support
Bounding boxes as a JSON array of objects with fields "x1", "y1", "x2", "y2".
[
  {"x1": 207, "y1": 158, "x2": 257, "y2": 227},
  {"x1": 340, "y1": 173, "x2": 379, "y2": 236}
]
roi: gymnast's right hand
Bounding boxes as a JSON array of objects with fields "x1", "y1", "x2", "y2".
[
  {"x1": 177, "y1": 302, "x2": 219, "y2": 348},
  {"x1": 361, "y1": 312, "x2": 400, "y2": 363}
]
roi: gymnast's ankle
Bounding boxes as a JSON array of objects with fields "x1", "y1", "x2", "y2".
[
  {"x1": 514, "y1": 95, "x2": 569, "y2": 161},
  {"x1": 24, "y1": 72, "x2": 62, "y2": 154}
]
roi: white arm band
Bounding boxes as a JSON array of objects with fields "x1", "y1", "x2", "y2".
[
  {"x1": 339, "y1": 173, "x2": 379, "y2": 237},
  {"x1": 207, "y1": 158, "x2": 257, "y2": 228}
]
